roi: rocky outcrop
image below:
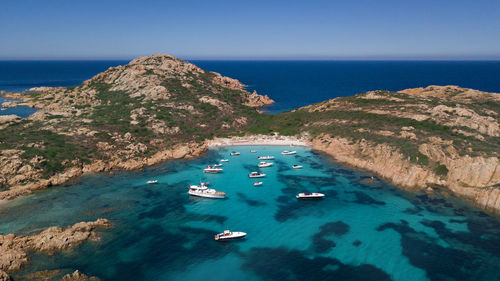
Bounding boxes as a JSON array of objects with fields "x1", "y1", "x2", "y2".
[
  {"x1": 243, "y1": 91, "x2": 275, "y2": 108},
  {"x1": 0, "y1": 219, "x2": 111, "y2": 273},
  {"x1": 0, "y1": 270, "x2": 11, "y2": 281},
  {"x1": 311, "y1": 134, "x2": 500, "y2": 213},
  {"x1": 61, "y1": 270, "x2": 99, "y2": 281}
]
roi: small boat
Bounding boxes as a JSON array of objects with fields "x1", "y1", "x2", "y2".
[
  {"x1": 250, "y1": 150, "x2": 257, "y2": 153},
  {"x1": 253, "y1": 182, "x2": 263, "y2": 186},
  {"x1": 146, "y1": 180, "x2": 158, "y2": 184},
  {"x1": 215, "y1": 230, "x2": 247, "y2": 241},
  {"x1": 281, "y1": 150, "x2": 297, "y2": 155},
  {"x1": 203, "y1": 166, "x2": 223, "y2": 173},
  {"x1": 248, "y1": 172, "x2": 266, "y2": 178},
  {"x1": 258, "y1": 161, "x2": 273, "y2": 168},
  {"x1": 258, "y1": 155, "x2": 275, "y2": 160},
  {"x1": 296, "y1": 192, "x2": 325, "y2": 199},
  {"x1": 188, "y1": 184, "x2": 226, "y2": 199},
  {"x1": 213, "y1": 163, "x2": 223, "y2": 167},
  {"x1": 220, "y1": 159, "x2": 229, "y2": 162},
  {"x1": 230, "y1": 152, "x2": 240, "y2": 156},
  {"x1": 292, "y1": 165, "x2": 303, "y2": 169}
]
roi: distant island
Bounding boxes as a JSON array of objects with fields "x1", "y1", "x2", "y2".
[{"x1": 1, "y1": 54, "x2": 499, "y2": 216}]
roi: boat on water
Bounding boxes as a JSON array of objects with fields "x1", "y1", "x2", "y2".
[
  {"x1": 258, "y1": 161, "x2": 273, "y2": 168},
  {"x1": 281, "y1": 150, "x2": 297, "y2": 155},
  {"x1": 213, "y1": 163, "x2": 223, "y2": 167},
  {"x1": 214, "y1": 230, "x2": 247, "y2": 241},
  {"x1": 250, "y1": 150, "x2": 257, "y2": 153},
  {"x1": 203, "y1": 166, "x2": 223, "y2": 173},
  {"x1": 258, "y1": 155, "x2": 275, "y2": 160},
  {"x1": 248, "y1": 172, "x2": 266, "y2": 178},
  {"x1": 146, "y1": 180, "x2": 158, "y2": 184},
  {"x1": 253, "y1": 181, "x2": 263, "y2": 186},
  {"x1": 230, "y1": 152, "x2": 240, "y2": 156},
  {"x1": 292, "y1": 165, "x2": 303, "y2": 169},
  {"x1": 188, "y1": 184, "x2": 226, "y2": 199},
  {"x1": 296, "y1": 192, "x2": 325, "y2": 199},
  {"x1": 220, "y1": 159, "x2": 229, "y2": 162}
]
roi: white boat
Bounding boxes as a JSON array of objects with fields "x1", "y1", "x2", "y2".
[
  {"x1": 203, "y1": 166, "x2": 223, "y2": 173},
  {"x1": 230, "y1": 152, "x2": 240, "y2": 156},
  {"x1": 146, "y1": 180, "x2": 158, "y2": 184},
  {"x1": 281, "y1": 150, "x2": 297, "y2": 155},
  {"x1": 220, "y1": 159, "x2": 229, "y2": 162},
  {"x1": 250, "y1": 150, "x2": 257, "y2": 153},
  {"x1": 214, "y1": 230, "x2": 247, "y2": 241},
  {"x1": 292, "y1": 165, "x2": 303, "y2": 169},
  {"x1": 296, "y1": 192, "x2": 325, "y2": 199},
  {"x1": 248, "y1": 172, "x2": 266, "y2": 178},
  {"x1": 258, "y1": 161, "x2": 273, "y2": 168},
  {"x1": 253, "y1": 181, "x2": 263, "y2": 186},
  {"x1": 188, "y1": 184, "x2": 226, "y2": 199},
  {"x1": 213, "y1": 163, "x2": 223, "y2": 167},
  {"x1": 258, "y1": 155, "x2": 275, "y2": 160}
]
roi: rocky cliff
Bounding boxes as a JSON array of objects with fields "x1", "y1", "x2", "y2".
[{"x1": 0, "y1": 54, "x2": 273, "y2": 200}]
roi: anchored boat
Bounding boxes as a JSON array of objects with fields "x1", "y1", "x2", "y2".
[
  {"x1": 292, "y1": 165, "x2": 303, "y2": 169},
  {"x1": 220, "y1": 159, "x2": 229, "y2": 162},
  {"x1": 253, "y1": 181, "x2": 263, "y2": 186},
  {"x1": 188, "y1": 183, "x2": 226, "y2": 199},
  {"x1": 281, "y1": 150, "x2": 297, "y2": 155},
  {"x1": 258, "y1": 156, "x2": 274, "y2": 160},
  {"x1": 214, "y1": 230, "x2": 247, "y2": 241},
  {"x1": 146, "y1": 180, "x2": 158, "y2": 184},
  {"x1": 248, "y1": 172, "x2": 266, "y2": 178},
  {"x1": 296, "y1": 192, "x2": 325, "y2": 199},
  {"x1": 203, "y1": 166, "x2": 223, "y2": 173},
  {"x1": 230, "y1": 152, "x2": 240, "y2": 156},
  {"x1": 258, "y1": 161, "x2": 273, "y2": 168}
]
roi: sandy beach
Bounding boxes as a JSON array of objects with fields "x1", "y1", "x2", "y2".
[{"x1": 207, "y1": 134, "x2": 309, "y2": 147}]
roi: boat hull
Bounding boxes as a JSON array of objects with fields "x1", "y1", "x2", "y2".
[
  {"x1": 215, "y1": 232, "x2": 247, "y2": 241},
  {"x1": 188, "y1": 191, "x2": 225, "y2": 199}
]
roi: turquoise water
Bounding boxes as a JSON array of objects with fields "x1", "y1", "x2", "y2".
[{"x1": 1, "y1": 146, "x2": 500, "y2": 281}]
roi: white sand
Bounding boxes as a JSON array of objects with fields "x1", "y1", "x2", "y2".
[{"x1": 207, "y1": 134, "x2": 309, "y2": 147}]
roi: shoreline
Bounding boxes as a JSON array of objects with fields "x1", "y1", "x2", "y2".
[{"x1": 207, "y1": 134, "x2": 309, "y2": 148}]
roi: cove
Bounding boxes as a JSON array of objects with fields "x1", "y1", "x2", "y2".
[{"x1": 1, "y1": 146, "x2": 499, "y2": 281}]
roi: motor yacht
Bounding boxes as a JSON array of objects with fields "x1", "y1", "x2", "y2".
[
  {"x1": 248, "y1": 172, "x2": 266, "y2": 178},
  {"x1": 281, "y1": 150, "x2": 297, "y2": 155},
  {"x1": 203, "y1": 166, "x2": 223, "y2": 173},
  {"x1": 258, "y1": 155, "x2": 275, "y2": 160},
  {"x1": 214, "y1": 230, "x2": 246, "y2": 241},
  {"x1": 146, "y1": 180, "x2": 158, "y2": 184},
  {"x1": 250, "y1": 150, "x2": 257, "y2": 153},
  {"x1": 220, "y1": 159, "x2": 229, "y2": 162},
  {"x1": 253, "y1": 181, "x2": 263, "y2": 186},
  {"x1": 296, "y1": 192, "x2": 325, "y2": 199},
  {"x1": 230, "y1": 152, "x2": 240, "y2": 156},
  {"x1": 188, "y1": 184, "x2": 226, "y2": 199},
  {"x1": 213, "y1": 163, "x2": 223, "y2": 167},
  {"x1": 258, "y1": 161, "x2": 273, "y2": 168},
  {"x1": 292, "y1": 165, "x2": 303, "y2": 169}
]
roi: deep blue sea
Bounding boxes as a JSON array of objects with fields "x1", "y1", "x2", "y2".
[
  {"x1": 1, "y1": 60, "x2": 500, "y2": 114},
  {"x1": 1, "y1": 61, "x2": 500, "y2": 280},
  {"x1": 1, "y1": 146, "x2": 499, "y2": 281}
]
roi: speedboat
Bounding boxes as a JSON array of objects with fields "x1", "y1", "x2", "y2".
[
  {"x1": 188, "y1": 184, "x2": 226, "y2": 199},
  {"x1": 230, "y1": 152, "x2": 240, "y2": 156},
  {"x1": 281, "y1": 150, "x2": 297, "y2": 155},
  {"x1": 292, "y1": 165, "x2": 303, "y2": 169},
  {"x1": 258, "y1": 161, "x2": 273, "y2": 168},
  {"x1": 203, "y1": 166, "x2": 223, "y2": 173},
  {"x1": 220, "y1": 159, "x2": 229, "y2": 162},
  {"x1": 248, "y1": 172, "x2": 266, "y2": 178},
  {"x1": 296, "y1": 192, "x2": 325, "y2": 199},
  {"x1": 214, "y1": 163, "x2": 223, "y2": 167},
  {"x1": 258, "y1": 155, "x2": 275, "y2": 160},
  {"x1": 214, "y1": 230, "x2": 246, "y2": 241},
  {"x1": 253, "y1": 181, "x2": 263, "y2": 186},
  {"x1": 250, "y1": 150, "x2": 257, "y2": 153},
  {"x1": 146, "y1": 180, "x2": 158, "y2": 184}
]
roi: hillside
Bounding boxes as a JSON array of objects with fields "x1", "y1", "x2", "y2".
[
  {"x1": 1, "y1": 55, "x2": 499, "y2": 214},
  {"x1": 0, "y1": 54, "x2": 273, "y2": 199},
  {"x1": 246, "y1": 86, "x2": 500, "y2": 212}
]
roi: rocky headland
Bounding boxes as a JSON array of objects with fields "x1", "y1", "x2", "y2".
[
  {"x1": 0, "y1": 219, "x2": 111, "y2": 280},
  {"x1": 0, "y1": 55, "x2": 499, "y2": 216}
]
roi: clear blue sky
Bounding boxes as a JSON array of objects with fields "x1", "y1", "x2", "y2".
[{"x1": 1, "y1": 0, "x2": 499, "y2": 59}]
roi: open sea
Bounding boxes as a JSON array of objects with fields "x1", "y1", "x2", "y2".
[{"x1": 1, "y1": 61, "x2": 500, "y2": 280}]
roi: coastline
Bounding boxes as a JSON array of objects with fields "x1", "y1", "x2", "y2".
[{"x1": 207, "y1": 134, "x2": 309, "y2": 147}]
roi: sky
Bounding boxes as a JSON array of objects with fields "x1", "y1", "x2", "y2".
[{"x1": 1, "y1": 0, "x2": 500, "y2": 60}]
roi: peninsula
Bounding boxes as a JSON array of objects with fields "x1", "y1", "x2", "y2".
[{"x1": 1, "y1": 54, "x2": 499, "y2": 215}]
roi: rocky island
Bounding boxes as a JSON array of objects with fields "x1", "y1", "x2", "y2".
[{"x1": 1, "y1": 56, "x2": 500, "y2": 280}]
